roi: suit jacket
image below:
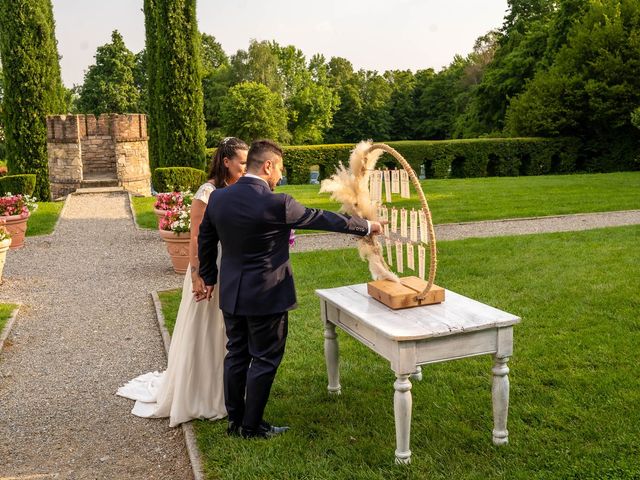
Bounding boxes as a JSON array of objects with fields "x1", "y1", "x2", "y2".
[{"x1": 198, "y1": 176, "x2": 369, "y2": 316}]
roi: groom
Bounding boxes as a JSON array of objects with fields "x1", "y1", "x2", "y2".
[{"x1": 197, "y1": 139, "x2": 382, "y2": 439}]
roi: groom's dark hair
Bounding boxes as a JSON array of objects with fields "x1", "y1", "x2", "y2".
[{"x1": 247, "y1": 139, "x2": 283, "y2": 172}]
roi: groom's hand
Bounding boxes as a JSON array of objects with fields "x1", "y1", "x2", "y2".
[{"x1": 369, "y1": 220, "x2": 386, "y2": 235}]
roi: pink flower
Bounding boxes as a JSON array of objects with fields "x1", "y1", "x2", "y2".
[{"x1": 289, "y1": 229, "x2": 296, "y2": 247}]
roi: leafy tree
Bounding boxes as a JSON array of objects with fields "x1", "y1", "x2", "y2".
[
  {"x1": 452, "y1": 31, "x2": 500, "y2": 138},
  {"x1": 0, "y1": 0, "x2": 66, "y2": 199},
  {"x1": 385, "y1": 70, "x2": 416, "y2": 140},
  {"x1": 219, "y1": 81, "x2": 289, "y2": 143},
  {"x1": 153, "y1": 0, "x2": 207, "y2": 169},
  {"x1": 230, "y1": 40, "x2": 283, "y2": 94},
  {"x1": 202, "y1": 63, "x2": 233, "y2": 146},
  {"x1": 132, "y1": 49, "x2": 148, "y2": 113},
  {"x1": 275, "y1": 45, "x2": 337, "y2": 144},
  {"x1": 505, "y1": 0, "x2": 640, "y2": 170},
  {"x1": 76, "y1": 31, "x2": 141, "y2": 115},
  {"x1": 632, "y1": 107, "x2": 640, "y2": 130},
  {"x1": 414, "y1": 56, "x2": 469, "y2": 139},
  {"x1": 359, "y1": 71, "x2": 392, "y2": 141},
  {"x1": 200, "y1": 34, "x2": 231, "y2": 146},
  {"x1": 468, "y1": 0, "x2": 555, "y2": 134},
  {"x1": 325, "y1": 58, "x2": 364, "y2": 143},
  {"x1": 201, "y1": 33, "x2": 228, "y2": 74}
]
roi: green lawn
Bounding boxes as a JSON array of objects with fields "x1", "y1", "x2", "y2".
[
  {"x1": 282, "y1": 171, "x2": 640, "y2": 224},
  {"x1": 0, "y1": 303, "x2": 17, "y2": 336},
  {"x1": 159, "y1": 225, "x2": 640, "y2": 479},
  {"x1": 133, "y1": 172, "x2": 640, "y2": 231},
  {"x1": 131, "y1": 196, "x2": 158, "y2": 230},
  {"x1": 26, "y1": 202, "x2": 65, "y2": 236}
]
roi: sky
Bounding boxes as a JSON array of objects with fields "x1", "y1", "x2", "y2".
[{"x1": 51, "y1": 0, "x2": 509, "y2": 88}]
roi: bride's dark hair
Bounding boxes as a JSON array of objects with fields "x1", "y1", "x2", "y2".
[{"x1": 208, "y1": 137, "x2": 249, "y2": 188}]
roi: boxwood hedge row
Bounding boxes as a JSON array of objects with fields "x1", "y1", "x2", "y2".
[{"x1": 199, "y1": 137, "x2": 580, "y2": 184}]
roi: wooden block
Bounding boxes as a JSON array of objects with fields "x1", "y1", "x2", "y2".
[{"x1": 367, "y1": 276, "x2": 445, "y2": 309}]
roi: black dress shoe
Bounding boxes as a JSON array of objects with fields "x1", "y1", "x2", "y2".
[
  {"x1": 242, "y1": 421, "x2": 290, "y2": 439},
  {"x1": 226, "y1": 420, "x2": 241, "y2": 437}
]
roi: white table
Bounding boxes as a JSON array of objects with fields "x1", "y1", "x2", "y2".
[{"x1": 316, "y1": 283, "x2": 521, "y2": 464}]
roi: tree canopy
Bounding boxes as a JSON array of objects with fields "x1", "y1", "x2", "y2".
[{"x1": 76, "y1": 30, "x2": 141, "y2": 115}]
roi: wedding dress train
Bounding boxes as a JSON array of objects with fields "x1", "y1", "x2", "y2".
[
  {"x1": 118, "y1": 183, "x2": 226, "y2": 427},
  {"x1": 117, "y1": 265, "x2": 226, "y2": 426}
]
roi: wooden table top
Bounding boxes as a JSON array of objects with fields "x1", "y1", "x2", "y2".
[{"x1": 316, "y1": 283, "x2": 520, "y2": 341}]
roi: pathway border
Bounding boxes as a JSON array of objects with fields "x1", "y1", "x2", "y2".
[
  {"x1": 0, "y1": 303, "x2": 22, "y2": 356},
  {"x1": 151, "y1": 290, "x2": 205, "y2": 480},
  {"x1": 51, "y1": 194, "x2": 73, "y2": 234},
  {"x1": 127, "y1": 192, "x2": 144, "y2": 231}
]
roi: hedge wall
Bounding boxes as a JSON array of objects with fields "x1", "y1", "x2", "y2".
[
  {"x1": 205, "y1": 137, "x2": 580, "y2": 184},
  {"x1": 0, "y1": 174, "x2": 36, "y2": 196},
  {"x1": 152, "y1": 167, "x2": 207, "y2": 193}
]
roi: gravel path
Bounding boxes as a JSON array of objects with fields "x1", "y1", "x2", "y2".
[
  {"x1": 293, "y1": 210, "x2": 640, "y2": 252},
  {"x1": 0, "y1": 193, "x2": 191, "y2": 479}
]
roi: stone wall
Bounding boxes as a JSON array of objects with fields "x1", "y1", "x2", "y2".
[
  {"x1": 46, "y1": 115, "x2": 83, "y2": 198},
  {"x1": 46, "y1": 114, "x2": 151, "y2": 198}
]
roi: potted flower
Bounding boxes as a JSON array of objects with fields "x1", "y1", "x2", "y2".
[
  {"x1": 0, "y1": 220, "x2": 12, "y2": 282},
  {"x1": 0, "y1": 193, "x2": 37, "y2": 249},
  {"x1": 153, "y1": 191, "x2": 193, "y2": 225},
  {"x1": 158, "y1": 207, "x2": 191, "y2": 274}
]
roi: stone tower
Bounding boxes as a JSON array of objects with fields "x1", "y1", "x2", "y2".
[{"x1": 46, "y1": 114, "x2": 151, "y2": 198}]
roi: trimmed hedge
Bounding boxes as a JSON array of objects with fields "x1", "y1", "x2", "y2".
[
  {"x1": 206, "y1": 137, "x2": 580, "y2": 184},
  {"x1": 152, "y1": 167, "x2": 207, "y2": 193},
  {"x1": 280, "y1": 138, "x2": 580, "y2": 184},
  {"x1": 0, "y1": 174, "x2": 37, "y2": 196}
]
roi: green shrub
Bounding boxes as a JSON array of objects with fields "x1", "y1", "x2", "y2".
[
  {"x1": 279, "y1": 138, "x2": 580, "y2": 183},
  {"x1": 152, "y1": 167, "x2": 207, "y2": 193},
  {"x1": 0, "y1": 174, "x2": 37, "y2": 196},
  {"x1": 0, "y1": 0, "x2": 66, "y2": 200}
]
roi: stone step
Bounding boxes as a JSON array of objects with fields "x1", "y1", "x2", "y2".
[
  {"x1": 74, "y1": 186, "x2": 126, "y2": 194},
  {"x1": 80, "y1": 177, "x2": 119, "y2": 189}
]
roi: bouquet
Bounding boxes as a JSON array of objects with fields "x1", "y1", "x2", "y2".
[
  {"x1": 159, "y1": 207, "x2": 190, "y2": 234},
  {"x1": 154, "y1": 191, "x2": 193, "y2": 211},
  {"x1": 0, "y1": 193, "x2": 38, "y2": 217}
]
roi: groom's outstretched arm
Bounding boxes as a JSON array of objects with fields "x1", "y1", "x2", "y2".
[
  {"x1": 283, "y1": 195, "x2": 379, "y2": 236},
  {"x1": 197, "y1": 204, "x2": 219, "y2": 300}
]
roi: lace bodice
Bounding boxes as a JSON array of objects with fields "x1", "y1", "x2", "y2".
[{"x1": 194, "y1": 182, "x2": 215, "y2": 205}]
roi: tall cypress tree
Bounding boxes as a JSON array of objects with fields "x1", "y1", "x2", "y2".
[
  {"x1": 143, "y1": 0, "x2": 159, "y2": 169},
  {"x1": 0, "y1": 0, "x2": 65, "y2": 200},
  {"x1": 153, "y1": 0, "x2": 206, "y2": 169}
]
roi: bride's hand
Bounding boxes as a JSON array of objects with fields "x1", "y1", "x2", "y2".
[{"x1": 192, "y1": 274, "x2": 208, "y2": 301}]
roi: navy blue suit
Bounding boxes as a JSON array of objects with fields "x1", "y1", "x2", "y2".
[
  {"x1": 198, "y1": 177, "x2": 368, "y2": 431},
  {"x1": 198, "y1": 176, "x2": 368, "y2": 429}
]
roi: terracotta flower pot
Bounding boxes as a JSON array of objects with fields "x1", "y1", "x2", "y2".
[
  {"x1": 0, "y1": 238, "x2": 12, "y2": 282},
  {"x1": 154, "y1": 207, "x2": 168, "y2": 226},
  {"x1": 159, "y1": 229, "x2": 190, "y2": 274},
  {"x1": 2, "y1": 213, "x2": 30, "y2": 249}
]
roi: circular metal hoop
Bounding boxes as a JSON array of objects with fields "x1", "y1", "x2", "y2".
[{"x1": 367, "y1": 143, "x2": 437, "y2": 300}]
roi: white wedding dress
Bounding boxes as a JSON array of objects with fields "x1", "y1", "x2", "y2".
[{"x1": 117, "y1": 183, "x2": 227, "y2": 427}]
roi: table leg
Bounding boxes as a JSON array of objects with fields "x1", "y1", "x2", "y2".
[
  {"x1": 324, "y1": 321, "x2": 341, "y2": 395},
  {"x1": 491, "y1": 355, "x2": 510, "y2": 445},
  {"x1": 410, "y1": 365, "x2": 423, "y2": 382},
  {"x1": 394, "y1": 373, "x2": 412, "y2": 464}
]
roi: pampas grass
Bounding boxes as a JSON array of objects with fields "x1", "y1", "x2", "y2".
[{"x1": 320, "y1": 141, "x2": 399, "y2": 282}]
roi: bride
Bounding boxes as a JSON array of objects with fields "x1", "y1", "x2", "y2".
[{"x1": 118, "y1": 137, "x2": 249, "y2": 427}]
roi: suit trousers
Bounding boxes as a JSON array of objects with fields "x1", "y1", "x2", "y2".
[{"x1": 222, "y1": 311, "x2": 289, "y2": 429}]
